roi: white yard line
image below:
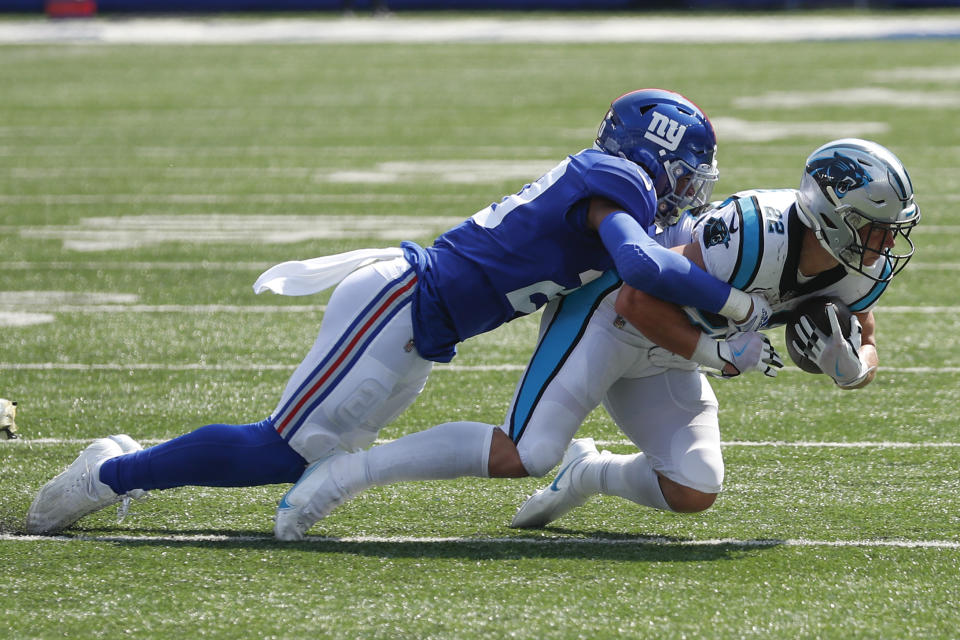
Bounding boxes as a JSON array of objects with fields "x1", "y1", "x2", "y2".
[
  {"x1": 3, "y1": 261, "x2": 273, "y2": 271},
  {"x1": 0, "y1": 193, "x2": 478, "y2": 204},
  {"x1": 877, "y1": 306, "x2": 960, "y2": 313},
  {"x1": 1, "y1": 532, "x2": 957, "y2": 549},
  {"x1": 0, "y1": 362, "x2": 300, "y2": 371},
  {"x1": 704, "y1": 440, "x2": 960, "y2": 449},
  {"x1": 1, "y1": 15, "x2": 960, "y2": 45},
  {"x1": 0, "y1": 304, "x2": 324, "y2": 313}
]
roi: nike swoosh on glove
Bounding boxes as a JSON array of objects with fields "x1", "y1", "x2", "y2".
[
  {"x1": 718, "y1": 331, "x2": 783, "y2": 378},
  {"x1": 791, "y1": 305, "x2": 874, "y2": 388}
]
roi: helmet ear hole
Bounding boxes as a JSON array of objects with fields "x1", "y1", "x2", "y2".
[{"x1": 819, "y1": 214, "x2": 839, "y2": 230}]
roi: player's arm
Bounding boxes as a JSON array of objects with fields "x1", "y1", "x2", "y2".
[
  {"x1": 587, "y1": 197, "x2": 769, "y2": 331},
  {"x1": 614, "y1": 239, "x2": 705, "y2": 360},
  {"x1": 847, "y1": 310, "x2": 878, "y2": 389},
  {"x1": 615, "y1": 285, "x2": 700, "y2": 358},
  {"x1": 614, "y1": 242, "x2": 780, "y2": 378}
]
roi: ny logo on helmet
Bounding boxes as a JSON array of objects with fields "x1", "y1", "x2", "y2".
[
  {"x1": 807, "y1": 152, "x2": 873, "y2": 201},
  {"x1": 643, "y1": 112, "x2": 686, "y2": 151}
]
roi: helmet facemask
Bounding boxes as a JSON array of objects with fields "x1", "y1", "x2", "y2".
[
  {"x1": 826, "y1": 203, "x2": 920, "y2": 282},
  {"x1": 657, "y1": 157, "x2": 719, "y2": 227}
]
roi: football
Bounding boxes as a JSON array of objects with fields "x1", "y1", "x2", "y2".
[{"x1": 784, "y1": 297, "x2": 853, "y2": 374}]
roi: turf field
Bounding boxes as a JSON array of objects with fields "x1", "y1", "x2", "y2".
[{"x1": 1, "y1": 16, "x2": 959, "y2": 638}]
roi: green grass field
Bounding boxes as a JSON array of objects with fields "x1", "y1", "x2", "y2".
[{"x1": 1, "y1": 18, "x2": 959, "y2": 638}]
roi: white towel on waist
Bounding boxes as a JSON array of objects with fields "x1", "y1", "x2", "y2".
[{"x1": 253, "y1": 247, "x2": 404, "y2": 296}]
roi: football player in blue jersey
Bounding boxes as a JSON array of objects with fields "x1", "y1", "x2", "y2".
[
  {"x1": 26, "y1": 89, "x2": 773, "y2": 536},
  {"x1": 260, "y1": 139, "x2": 918, "y2": 539}
]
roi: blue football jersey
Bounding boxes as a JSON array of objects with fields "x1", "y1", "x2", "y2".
[{"x1": 403, "y1": 148, "x2": 658, "y2": 362}]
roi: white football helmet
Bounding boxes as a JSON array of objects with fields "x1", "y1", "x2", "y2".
[{"x1": 797, "y1": 138, "x2": 919, "y2": 282}]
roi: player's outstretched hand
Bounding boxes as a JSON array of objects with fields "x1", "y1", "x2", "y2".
[
  {"x1": 719, "y1": 331, "x2": 783, "y2": 378},
  {"x1": 792, "y1": 305, "x2": 873, "y2": 388}
]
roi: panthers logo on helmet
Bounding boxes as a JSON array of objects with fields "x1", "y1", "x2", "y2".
[
  {"x1": 807, "y1": 152, "x2": 873, "y2": 201},
  {"x1": 702, "y1": 216, "x2": 732, "y2": 249}
]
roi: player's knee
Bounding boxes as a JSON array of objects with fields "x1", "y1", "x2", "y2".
[
  {"x1": 664, "y1": 445, "x2": 723, "y2": 512},
  {"x1": 293, "y1": 378, "x2": 395, "y2": 460},
  {"x1": 335, "y1": 378, "x2": 391, "y2": 425},
  {"x1": 668, "y1": 486, "x2": 717, "y2": 513},
  {"x1": 679, "y1": 445, "x2": 723, "y2": 490},
  {"x1": 487, "y1": 430, "x2": 528, "y2": 478},
  {"x1": 658, "y1": 473, "x2": 717, "y2": 512},
  {"x1": 518, "y1": 440, "x2": 566, "y2": 478}
]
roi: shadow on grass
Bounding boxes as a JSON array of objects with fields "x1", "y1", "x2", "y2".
[{"x1": 13, "y1": 525, "x2": 784, "y2": 562}]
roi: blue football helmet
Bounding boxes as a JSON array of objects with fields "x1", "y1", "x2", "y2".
[
  {"x1": 797, "y1": 138, "x2": 920, "y2": 282},
  {"x1": 596, "y1": 88, "x2": 719, "y2": 227}
]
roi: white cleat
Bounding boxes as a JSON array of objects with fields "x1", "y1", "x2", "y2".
[
  {"x1": 107, "y1": 434, "x2": 142, "y2": 455},
  {"x1": 26, "y1": 435, "x2": 144, "y2": 535},
  {"x1": 511, "y1": 438, "x2": 599, "y2": 529},
  {"x1": 274, "y1": 452, "x2": 352, "y2": 541}
]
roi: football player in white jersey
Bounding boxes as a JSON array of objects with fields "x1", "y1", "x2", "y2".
[
  {"x1": 273, "y1": 138, "x2": 919, "y2": 538},
  {"x1": 26, "y1": 89, "x2": 773, "y2": 536}
]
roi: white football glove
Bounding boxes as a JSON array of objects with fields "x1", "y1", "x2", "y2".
[
  {"x1": 791, "y1": 306, "x2": 874, "y2": 388},
  {"x1": 690, "y1": 331, "x2": 782, "y2": 378},
  {"x1": 717, "y1": 331, "x2": 783, "y2": 378},
  {"x1": 730, "y1": 292, "x2": 773, "y2": 334}
]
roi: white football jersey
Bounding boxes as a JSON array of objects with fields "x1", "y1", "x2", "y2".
[{"x1": 658, "y1": 189, "x2": 892, "y2": 338}]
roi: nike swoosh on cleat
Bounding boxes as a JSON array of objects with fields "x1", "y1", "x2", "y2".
[
  {"x1": 550, "y1": 460, "x2": 578, "y2": 492},
  {"x1": 277, "y1": 459, "x2": 325, "y2": 510}
]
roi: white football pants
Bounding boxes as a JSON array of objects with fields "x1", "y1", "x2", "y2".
[
  {"x1": 271, "y1": 257, "x2": 433, "y2": 463},
  {"x1": 503, "y1": 277, "x2": 723, "y2": 494}
]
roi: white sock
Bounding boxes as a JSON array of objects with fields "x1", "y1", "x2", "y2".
[
  {"x1": 573, "y1": 451, "x2": 671, "y2": 511},
  {"x1": 330, "y1": 421, "x2": 494, "y2": 495}
]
